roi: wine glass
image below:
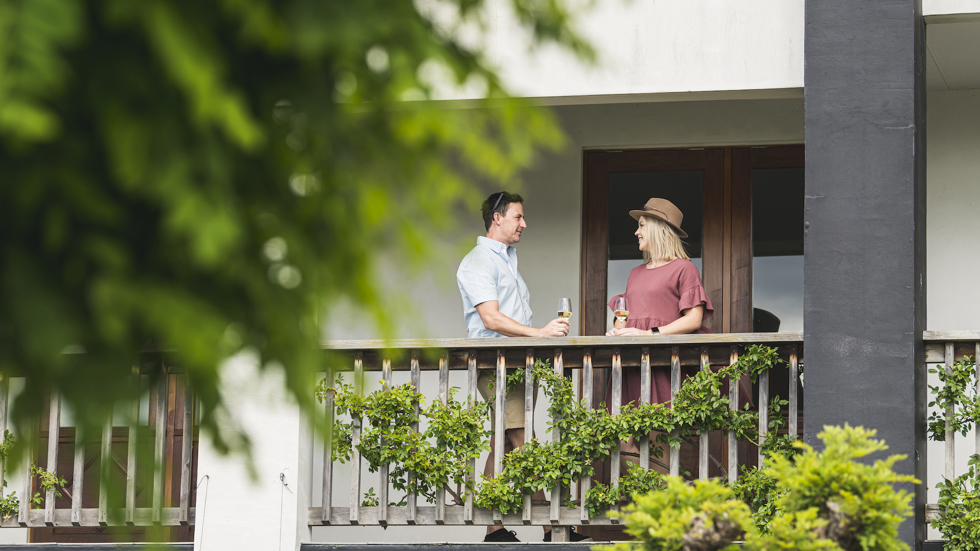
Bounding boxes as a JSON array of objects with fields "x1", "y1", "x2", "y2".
[
  {"x1": 613, "y1": 297, "x2": 629, "y2": 327},
  {"x1": 557, "y1": 298, "x2": 572, "y2": 320}
]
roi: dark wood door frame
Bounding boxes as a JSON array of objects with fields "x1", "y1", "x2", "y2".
[{"x1": 580, "y1": 148, "x2": 725, "y2": 336}]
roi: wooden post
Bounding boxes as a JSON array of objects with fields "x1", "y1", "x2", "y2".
[
  {"x1": 580, "y1": 350, "x2": 593, "y2": 525},
  {"x1": 19, "y1": 418, "x2": 34, "y2": 527},
  {"x1": 321, "y1": 367, "x2": 334, "y2": 525},
  {"x1": 728, "y1": 346, "x2": 739, "y2": 483},
  {"x1": 44, "y1": 390, "x2": 60, "y2": 526},
  {"x1": 493, "y1": 349, "x2": 505, "y2": 525},
  {"x1": 610, "y1": 346, "x2": 622, "y2": 523},
  {"x1": 152, "y1": 368, "x2": 168, "y2": 523},
  {"x1": 434, "y1": 351, "x2": 448, "y2": 525},
  {"x1": 699, "y1": 346, "x2": 710, "y2": 481},
  {"x1": 788, "y1": 345, "x2": 799, "y2": 439},
  {"x1": 125, "y1": 368, "x2": 139, "y2": 525},
  {"x1": 71, "y1": 421, "x2": 85, "y2": 526},
  {"x1": 407, "y1": 352, "x2": 421, "y2": 525},
  {"x1": 378, "y1": 357, "x2": 392, "y2": 526},
  {"x1": 551, "y1": 348, "x2": 563, "y2": 528},
  {"x1": 639, "y1": 347, "x2": 651, "y2": 471},
  {"x1": 670, "y1": 346, "x2": 681, "y2": 477},
  {"x1": 758, "y1": 365, "x2": 769, "y2": 469},
  {"x1": 464, "y1": 351, "x2": 477, "y2": 524},
  {"x1": 179, "y1": 382, "x2": 193, "y2": 525},
  {"x1": 522, "y1": 349, "x2": 534, "y2": 525},
  {"x1": 349, "y1": 352, "x2": 363, "y2": 525},
  {"x1": 99, "y1": 417, "x2": 112, "y2": 526},
  {"x1": 945, "y1": 342, "x2": 955, "y2": 481},
  {"x1": 0, "y1": 377, "x2": 7, "y2": 502}
]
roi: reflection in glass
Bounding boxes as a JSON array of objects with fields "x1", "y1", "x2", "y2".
[{"x1": 752, "y1": 168, "x2": 804, "y2": 332}]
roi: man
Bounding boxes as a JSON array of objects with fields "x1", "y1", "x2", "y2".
[{"x1": 457, "y1": 192, "x2": 583, "y2": 542}]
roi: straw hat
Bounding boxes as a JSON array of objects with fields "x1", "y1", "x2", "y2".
[{"x1": 628, "y1": 198, "x2": 688, "y2": 238}]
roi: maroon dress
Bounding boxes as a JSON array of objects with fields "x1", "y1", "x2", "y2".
[{"x1": 607, "y1": 259, "x2": 741, "y2": 407}]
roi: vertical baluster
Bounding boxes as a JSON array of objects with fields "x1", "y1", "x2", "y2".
[
  {"x1": 493, "y1": 350, "x2": 505, "y2": 525},
  {"x1": 976, "y1": 342, "x2": 980, "y2": 458},
  {"x1": 434, "y1": 351, "x2": 448, "y2": 525},
  {"x1": 152, "y1": 368, "x2": 168, "y2": 523},
  {"x1": 788, "y1": 345, "x2": 799, "y2": 440},
  {"x1": 758, "y1": 360, "x2": 769, "y2": 469},
  {"x1": 99, "y1": 416, "x2": 111, "y2": 526},
  {"x1": 728, "y1": 346, "x2": 740, "y2": 483},
  {"x1": 320, "y1": 367, "x2": 334, "y2": 525},
  {"x1": 610, "y1": 347, "x2": 623, "y2": 523},
  {"x1": 464, "y1": 352, "x2": 477, "y2": 524},
  {"x1": 71, "y1": 421, "x2": 85, "y2": 526},
  {"x1": 378, "y1": 357, "x2": 392, "y2": 526},
  {"x1": 125, "y1": 367, "x2": 139, "y2": 525},
  {"x1": 945, "y1": 342, "x2": 956, "y2": 481},
  {"x1": 43, "y1": 391, "x2": 61, "y2": 526},
  {"x1": 349, "y1": 352, "x2": 364, "y2": 525},
  {"x1": 669, "y1": 346, "x2": 681, "y2": 477},
  {"x1": 523, "y1": 349, "x2": 534, "y2": 525},
  {"x1": 19, "y1": 417, "x2": 35, "y2": 526},
  {"x1": 550, "y1": 349, "x2": 564, "y2": 532},
  {"x1": 0, "y1": 379, "x2": 7, "y2": 503},
  {"x1": 639, "y1": 348, "x2": 651, "y2": 471},
  {"x1": 699, "y1": 347, "x2": 710, "y2": 481},
  {"x1": 407, "y1": 352, "x2": 421, "y2": 525},
  {"x1": 179, "y1": 381, "x2": 193, "y2": 525},
  {"x1": 580, "y1": 350, "x2": 593, "y2": 524}
]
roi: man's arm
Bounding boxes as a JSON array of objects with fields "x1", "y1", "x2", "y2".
[{"x1": 475, "y1": 301, "x2": 569, "y2": 337}]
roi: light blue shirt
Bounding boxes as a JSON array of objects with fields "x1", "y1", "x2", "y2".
[{"x1": 457, "y1": 236, "x2": 533, "y2": 338}]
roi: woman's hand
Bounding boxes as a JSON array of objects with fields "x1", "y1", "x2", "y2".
[{"x1": 605, "y1": 327, "x2": 653, "y2": 337}]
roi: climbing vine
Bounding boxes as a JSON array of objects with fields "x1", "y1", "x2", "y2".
[
  {"x1": 317, "y1": 345, "x2": 789, "y2": 516},
  {"x1": 927, "y1": 355, "x2": 980, "y2": 551}
]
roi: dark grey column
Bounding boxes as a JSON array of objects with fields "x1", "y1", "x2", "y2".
[{"x1": 804, "y1": 0, "x2": 927, "y2": 549}]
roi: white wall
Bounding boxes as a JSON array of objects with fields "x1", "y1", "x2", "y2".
[
  {"x1": 481, "y1": 0, "x2": 805, "y2": 100},
  {"x1": 924, "y1": 0, "x2": 980, "y2": 16},
  {"x1": 925, "y1": 88, "x2": 980, "y2": 540},
  {"x1": 194, "y1": 354, "x2": 313, "y2": 551}
]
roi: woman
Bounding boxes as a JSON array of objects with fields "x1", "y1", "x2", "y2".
[{"x1": 606, "y1": 198, "x2": 713, "y2": 405}]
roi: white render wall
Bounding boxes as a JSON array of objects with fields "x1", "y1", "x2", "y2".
[
  {"x1": 484, "y1": 0, "x2": 804, "y2": 100},
  {"x1": 925, "y1": 88, "x2": 980, "y2": 540}
]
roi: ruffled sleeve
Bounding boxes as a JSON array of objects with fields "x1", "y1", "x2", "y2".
[{"x1": 677, "y1": 262, "x2": 714, "y2": 320}]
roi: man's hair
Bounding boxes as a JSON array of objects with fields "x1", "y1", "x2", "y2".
[{"x1": 482, "y1": 191, "x2": 524, "y2": 230}]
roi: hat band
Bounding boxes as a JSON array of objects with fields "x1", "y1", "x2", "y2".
[{"x1": 644, "y1": 205, "x2": 671, "y2": 223}]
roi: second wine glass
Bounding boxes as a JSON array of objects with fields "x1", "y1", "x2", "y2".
[{"x1": 613, "y1": 297, "x2": 629, "y2": 325}]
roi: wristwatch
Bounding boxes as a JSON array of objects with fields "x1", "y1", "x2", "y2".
[{"x1": 650, "y1": 327, "x2": 660, "y2": 334}]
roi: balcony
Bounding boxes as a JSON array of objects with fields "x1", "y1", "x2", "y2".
[{"x1": 308, "y1": 333, "x2": 803, "y2": 535}]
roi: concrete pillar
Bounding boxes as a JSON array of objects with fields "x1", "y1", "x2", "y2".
[{"x1": 804, "y1": 0, "x2": 927, "y2": 549}]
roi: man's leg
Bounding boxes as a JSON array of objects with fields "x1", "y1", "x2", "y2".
[{"x1": 485, "y1": 431, "x2": 517, "y2": 536}]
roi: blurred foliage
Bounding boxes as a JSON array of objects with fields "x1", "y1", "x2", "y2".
[{"x1": 0, "y1": 0, "x2": 593, "y2": 459}]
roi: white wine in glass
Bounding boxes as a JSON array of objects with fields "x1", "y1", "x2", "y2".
[
  {"x1": 557, "y1": 298, "x2": 572, "y2": 319},
  {"x1": 613, "y1": 297, "x2": 629, "y2": 324}
]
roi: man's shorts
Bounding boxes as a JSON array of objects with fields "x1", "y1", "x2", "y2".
[{"x1": 477, "y1": 370, "x2": 538, "y2": 431}]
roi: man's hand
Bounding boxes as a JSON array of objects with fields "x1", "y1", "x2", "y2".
[{"x1": 538, "y1": 318, "x2": 570, "y2": 337}]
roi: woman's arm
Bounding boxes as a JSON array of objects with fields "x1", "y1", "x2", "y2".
[{"x1": 605, "y1": 305, "x2": 704, "y2": 336}]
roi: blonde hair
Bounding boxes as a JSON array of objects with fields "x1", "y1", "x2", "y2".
[{"x1": 640, "y1": 216, "x2": 690, "y2": 264}]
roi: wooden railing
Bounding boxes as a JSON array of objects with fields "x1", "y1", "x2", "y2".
[
  {"x1": 0, "y1": 362, "x2": 197, "y2": 528},
  {"x1": 924, "y1": 330, "x2": 980, "y2": 523},
  {"x1": 309, "y1": 333, "x2": 804, "y2": 536}
]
